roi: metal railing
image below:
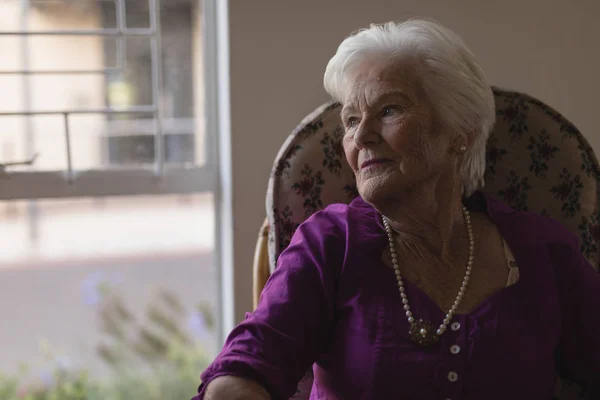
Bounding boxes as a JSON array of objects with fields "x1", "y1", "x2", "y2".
[{"x1": 0, "y1": 0, "x2": 166, "y2": 180}]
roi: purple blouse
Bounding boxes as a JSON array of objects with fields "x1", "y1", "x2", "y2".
[{"x1": 195, "y1": 193, "x2": 600, "y2": 399}]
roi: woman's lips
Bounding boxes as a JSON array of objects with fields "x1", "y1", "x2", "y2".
[{"x1": 360, "y1": 159, "x2": 393, "y2": 170}]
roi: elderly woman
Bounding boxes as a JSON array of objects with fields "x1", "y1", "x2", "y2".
[{"x1": 194, "y1": 19, "x2": 600, "y2": 399}]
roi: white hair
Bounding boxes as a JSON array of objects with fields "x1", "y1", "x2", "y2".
[{"x1": 323, "y1": 19, "x2": 495, "y2": 197}]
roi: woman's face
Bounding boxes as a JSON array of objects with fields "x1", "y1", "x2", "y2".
[{"x1": 341, "y1": 57, "x2": 461, "y2": 205}]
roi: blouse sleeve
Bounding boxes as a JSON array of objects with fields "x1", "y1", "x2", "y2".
[
  {"x1": 193, "y1": 209, "x2": 344, "y2": 400},
  {"x1": 554, "y1": 235, "x2": 600, "y2": 397}
]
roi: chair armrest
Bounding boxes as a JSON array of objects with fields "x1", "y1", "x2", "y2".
[{"x1": 253, "y1": 217, "x2": 272, "y2": 310}]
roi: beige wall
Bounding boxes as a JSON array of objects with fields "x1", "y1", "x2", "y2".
[{"x1": 226, "y1": 0, "x2": 600, "y2": 323}]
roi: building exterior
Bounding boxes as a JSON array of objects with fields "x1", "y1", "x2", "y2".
[{"x1": 0, "y1": 1, "x2": 216, "y2": 378}]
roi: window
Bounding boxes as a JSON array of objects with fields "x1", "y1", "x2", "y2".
[{"x1": 0, "y1": 1, "x2": 221, "y2": 398}]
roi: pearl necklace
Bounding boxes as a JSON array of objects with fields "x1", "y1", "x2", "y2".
[{"x1": 382, "y1": 206, "x2": 474, "y2": 347}]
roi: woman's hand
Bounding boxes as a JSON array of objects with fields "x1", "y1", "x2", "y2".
[{"x1": 204, "y1": 376, "x2": 272, "y2": 400}]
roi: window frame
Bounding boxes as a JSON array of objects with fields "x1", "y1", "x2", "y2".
[
  {"x1": 0, "y1": 0, "x2": 218, "y2": 201},
  {"x1": 0, "y1": 0, "x2": 233, "y2": 345},
  {"x1": 0, "y1": 166, "x2": 215, "y2": 200}
]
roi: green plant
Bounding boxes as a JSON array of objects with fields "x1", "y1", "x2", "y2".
[{"x1": 0, "y1": 282, "x2": 213, "y2": 400}]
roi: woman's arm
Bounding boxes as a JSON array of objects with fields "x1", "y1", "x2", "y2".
[
  {"x1": 193, "y1": 207, "x2": 346, "y2": 399},
  {"x1": 204, "y1": 376, "x2": 271, "y2": 400}
]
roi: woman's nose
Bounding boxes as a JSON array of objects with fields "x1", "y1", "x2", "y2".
[{"x1": 354, "y1": 119, "x2": 381, "y2": 148}]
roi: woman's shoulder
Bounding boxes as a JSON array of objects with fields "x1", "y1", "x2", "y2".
[
  {"x1": 305, "y1": 196, "x2": 378, "y2": 227},
  {"x1": 482, "y1": 192, "x2": 578, "y2": 248},
  {"x1": 292, "y1": 197, "x2": 384, "y2": 277},
  {"x1": 513, "y1": 211, "x2": 577, "y2": 249},
  {"x1": 297, "y1": 196, "x2": 381, "y2": 246}
]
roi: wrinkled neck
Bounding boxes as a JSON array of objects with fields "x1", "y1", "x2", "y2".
[{"x1": 380, "y1": 180, "x2": 466, "y2": 262}]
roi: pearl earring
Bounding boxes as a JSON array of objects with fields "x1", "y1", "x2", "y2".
[{"x1": 459, "y1": 145, "x2": 467, "y2": 153}]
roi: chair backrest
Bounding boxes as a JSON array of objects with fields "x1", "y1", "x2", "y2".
[
  {"x1": 267, "y1": 87, "x2": 600, "y2": 271},
  {"x1": 265, "y1": 87, "x2": 599, "y2": 400}
]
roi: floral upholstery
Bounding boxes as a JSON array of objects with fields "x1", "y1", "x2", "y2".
[{"x1": 265, "y1": 87, "x2": 599, "y2": 400}]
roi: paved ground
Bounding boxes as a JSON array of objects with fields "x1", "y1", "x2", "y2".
[{"x1": 0, "y1": 252, "x2": 218, "y2": 378}]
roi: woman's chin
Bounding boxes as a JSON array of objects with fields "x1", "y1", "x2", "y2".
[
  {"x1": 357, "y1": 174, "x2": 416, "y2": 206},
  {"x1": 358, "y1": 182, "x2": 398, "y2": 206}
]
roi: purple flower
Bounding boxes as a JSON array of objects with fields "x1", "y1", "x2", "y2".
[
  {"x1": 109, "y1": 271, "x2": 124, "y2": 286},
  {"x1": 187, "y1": 311, "x2": 208, "y2": 339},
  {"x1": 81, "y1": 271, "x2": 105, "y2": 306},
  {"x1": 55, "y1": 356, "x2": 71, "y2": 372},
  {"x1": 40, "y1": 369, "x2": 54, "y2": 388},
  {"x1": 81, "y1": 271, "x2": 124, "y2": 306}
]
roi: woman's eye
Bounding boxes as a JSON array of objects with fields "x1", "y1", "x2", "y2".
[
  {"x1": 346, "y1": 117, "x2": 359, "y2": 128},
  {"x1": 382, "y1": 105, "x2": 399, "y2": 117}
]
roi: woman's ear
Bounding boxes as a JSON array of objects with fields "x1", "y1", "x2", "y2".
[
  {"x1": 449, "y1": 132, "x2": 470, "y2": 155},
  {"x1": 450, "y1": 132, "x2": 475, "y2": 155}
]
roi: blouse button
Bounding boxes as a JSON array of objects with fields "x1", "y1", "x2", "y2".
[
  {"x1": 450, "y1": 345, "x2": 461, "y2": 355},
  {"x1": 451, "y1": 322, "x2": 461, "y2": 331},
  {"x1": 448, "y1": 371, "x2": 459, "y2": 382}
]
